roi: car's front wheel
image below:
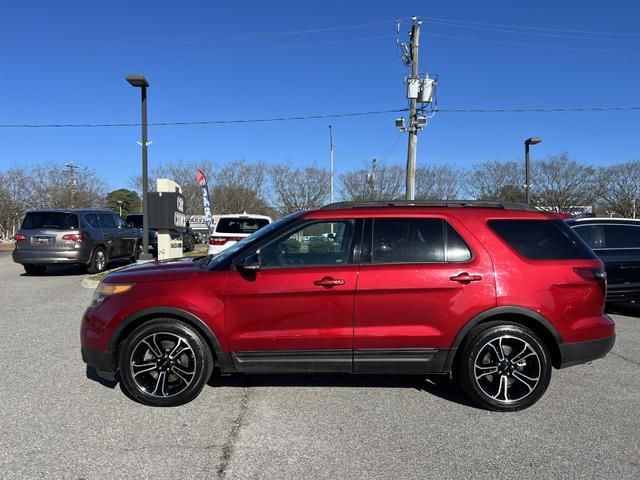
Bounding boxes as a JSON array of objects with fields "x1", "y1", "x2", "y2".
[
  {"x1": 456, "y1": 321, "x2": 552, "y2": 411},
  {"x1": 118, "y1": 319, "x2": 214, "y2": 407}
]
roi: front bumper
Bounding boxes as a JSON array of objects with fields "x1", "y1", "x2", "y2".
[
  {"x1": 13, "y1": 248, "x2": 90, "y2": 265},
  {"x1": 81, "y1": 347, "x2": 116, "y2": 380},
  {"x1": 558, "y1": 334, "x2": 616, "y2": 368}
]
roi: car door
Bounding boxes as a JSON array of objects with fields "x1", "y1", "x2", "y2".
[
  {"x1": 224, "y1": 219, "x2": 362, "y2": 372},
  {"x1": 113, "y1": 214, "x2": 136, "y2": 257},
  {"x1": 97, "y1": 213, "x2": 120, "y2": 258},
  {"x1": 353, "y1": 217, "x2": 496, "y2": 373}
]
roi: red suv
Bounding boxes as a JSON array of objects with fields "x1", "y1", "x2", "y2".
[{"x1": 81, "y1": 201, "x2": 615, "y2": 411}]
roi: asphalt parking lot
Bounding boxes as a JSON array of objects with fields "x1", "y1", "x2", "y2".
[{"x1": 1, "y1": 253, "x2": 639, "y2": 479}]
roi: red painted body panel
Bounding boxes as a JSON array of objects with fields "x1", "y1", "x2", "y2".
[{"x1": 224, "y1": 266, "x2": 358, "y2": 351}]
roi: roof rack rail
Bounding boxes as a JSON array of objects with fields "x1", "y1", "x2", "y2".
[{"x1": 320, "y1": 200, "x2": 539, "y2": 211}]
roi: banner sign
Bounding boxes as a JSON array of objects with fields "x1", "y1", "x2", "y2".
[{"x1": 196, "y1": 170, "x2": 214, "y2": 233}]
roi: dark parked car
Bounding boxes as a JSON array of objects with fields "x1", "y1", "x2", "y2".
[
  {"x1": 125, "y1": 214, "x2": 195, "y2": 256},
  {"x1": 13, "y1": 209, "x2": 142, "y2": 275},
  {"x1": 569, "y1": 217, "x2": 640, "y2": 302},
  {"x1": 82, "y1": 201, "x2": 614, "y2": 411}
]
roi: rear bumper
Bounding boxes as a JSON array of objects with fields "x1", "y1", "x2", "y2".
[
  {"x1": 558, "y1": 334, "x2": 616, "y2": 368},
  {"x1": 81, "y1": 347, "x2": 116, "y2": 380},
  {"x1": 13, "y1": 248, "x2": 90, "y2": 265}
]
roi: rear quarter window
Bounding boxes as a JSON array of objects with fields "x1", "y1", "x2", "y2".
[{"x1": 489, "y1": 219, "x2": 596, "y2": 260}]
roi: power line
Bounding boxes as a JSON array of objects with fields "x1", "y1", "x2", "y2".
[
  {"x1": 0, "y1": 109, "x2": 409, "y2": 129},
  {"x1": 420, "y1": 15, "x2": 640, "y2": 38},
  {"x1": 2, "y1": 106, "x2": 639, "y2": 129},
  {"x1": 428, "y1": 32, "x2": 640, "y2": 55},
  {"x1": 435, "y1": 106, "x2": 640, "y2": 113}
]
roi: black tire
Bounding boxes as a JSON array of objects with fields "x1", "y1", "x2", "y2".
[
  {"x1": 130, "y1": 242, "x2": 142, "y2": 263},
  {"x1": 87, "y1": 247, "x2": 107, "y2": 274},
  {"x1": 118, "y1": 319, "x2": 214, "y2": 407},
  {"x1": 23, "y1": 264, "x2": 46, "y2": 275},
  {"x1": 456, "y1": 321, "x2": 552, "y2": 412}
]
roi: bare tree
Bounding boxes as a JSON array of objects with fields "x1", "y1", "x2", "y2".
[
  {"x1": 415, "y1": 165, "x2": 466, "y2": 200},
  {"x1": 340, "y1": 164, "x2": 404, "y2": 201},
  {"x1": 596, "y1": 160, "x2": 640, "y2": 217},
  {"x1": 0, "y1": 167, "x2": 32, "y2": 237},
  {"x1": 29, "y1": 164, "x2": 106, "y2": 209},
  {"x1": 532, "y1": 153, "x2": 597, "y2": 211},
  {"x1": 211, "y1": 160, "x2": 271, "y2": 215},
  {"x1": 269, "y1": 164, "x2": 329, "y2": 214},
  {"x1": 468, "y1": 160, "x2": 524, "y2": 201}
]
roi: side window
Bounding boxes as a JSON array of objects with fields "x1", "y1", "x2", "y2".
[
  {"x1": 98, "y1": 214, "x2": 116, "y2": 229},
  {"x1": 603, "y1": 225, "x2": 640, "y2": 248},
  {"x1": 572, "y1": 224, "x2": 604, "y2": 249},
  {"x1": 114, "y1": 216, "x2": 127, "y2": 228},
  {"x1": 84, "y1": 214, "x2": 99, "y2": 229},
  {"x1": 446, "y1": 223, "x2": 472, "y2": 262},
  {"x1": 372, "y1": 218, "x2": 445, "y2": 263},
  {"x1": 260, "y1": 220, "x2": 355, "y2": 268}
]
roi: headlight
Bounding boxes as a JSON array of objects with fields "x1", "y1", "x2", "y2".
[{"x1": 90, "y1": 283, "x2": 134, "y2": 307}]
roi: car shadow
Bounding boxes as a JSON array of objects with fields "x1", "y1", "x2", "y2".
[
  {"x1": 211, "y1": 373, "x2": 479, "y2": 409},
  {"x1": 606, "y1": 301, "x2": 640, "y2": 318},
  {"x1": 19, "y1": 259, "x2": 133, "y2": 277}
]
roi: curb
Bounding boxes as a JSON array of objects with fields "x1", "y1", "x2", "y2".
[{"x1": 81, "y1": 277, "x2": 100, "y2": 289}]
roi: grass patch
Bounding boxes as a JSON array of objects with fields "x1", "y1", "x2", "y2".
[
  {"x1": 88, "y1": 271, "x2": 109, "y2": 282},
  {"x1": 0, "y1": 242, "x2": 15, "y2": 252}
]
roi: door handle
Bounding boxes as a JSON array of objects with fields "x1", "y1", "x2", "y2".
[
  {"x1": 450, "y1": 272, "x2": 482, "y2": 283},
  {"x1": 313, "y1": 276, "x2": 345, "y2": 287}
]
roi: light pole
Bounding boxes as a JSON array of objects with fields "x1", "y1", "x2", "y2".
[
  {"x1": 524, "y1": 137, "x2": 542, "y2": 204},
  {"x1": 328, "y1": 125, "x2": 334, "y2": 204},
  {"x1": 126, "y1": 74, "x2": 153, "y2": 260},
  {"x1": 116, "y1": 200, "x2": 124, "y2": 217}
]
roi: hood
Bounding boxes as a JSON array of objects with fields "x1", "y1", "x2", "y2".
[{"x1": 104, "y1": 257, "x2": 202, "y2": 283}]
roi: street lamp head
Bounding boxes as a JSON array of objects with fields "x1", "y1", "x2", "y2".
[
  {"x1": 525, "y1": 137, "x2": 543, "y2": 146},
  {"x1": 126, "y1": 74, "x2": 149, "y2": 88}
]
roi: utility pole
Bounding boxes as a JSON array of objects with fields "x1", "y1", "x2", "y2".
[
  {"x1": 329, "y1": 125, "x2": 334, "y2": 204},
  {"x1": 405, "y1": 17, "x2": 421, "y2": 201},
  {"x1": 65, "y1": 163, "x2": 79, "y2": 208},
  {"x1": 367, "y1": 158, "x2": 377, "y2": 200}
]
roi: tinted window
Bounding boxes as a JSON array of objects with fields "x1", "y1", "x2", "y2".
[
  {"x1": 126, "y1": 215, "x2": 143, "y2": 228},
  {"x1": 22, "y1": 212, "x2": 79, "y2": 230},
  {"x1": 489, "y1": 220, "x2": 596, "y2": 260},
  {"x1": 446, "y1": 223, "x2": 472, "y2": 262},
  {"x1": 114, "y1": 216, "x2": 127, "y2": 228},
  {"x1": 260, "y1": 220, "x2": 354, "y2": 268},
  {"x1": 98, "y1": 214, "x2": 116, "y2": 229},
  {"x1": 84, "y1": 214, "x2": 99, "y2": 229},
  {"x1": 603, "y1": 224, "x2": 640, "y2": 249},
  {"x1": 372, "y1": 218, "x2": 445, "y2": 263},
  {"x1": 572, "y1": 224, "x2": 605, "y2": 249},
  {"x1": 216, "y1": 217, "x2": 270, "y2": 234}
]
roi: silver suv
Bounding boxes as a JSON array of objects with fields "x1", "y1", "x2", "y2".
[{"x1": 12, "y1": 209, "x2": 142, "y2": 275}]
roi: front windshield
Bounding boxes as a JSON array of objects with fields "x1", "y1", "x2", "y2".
[{"x1": 205, "y1": 212, "x2": 301, "y2": 269}]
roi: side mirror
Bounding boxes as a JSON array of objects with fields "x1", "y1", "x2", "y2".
[{"x1": 237, "y1": 253, "x2": 261, "y2": 272}]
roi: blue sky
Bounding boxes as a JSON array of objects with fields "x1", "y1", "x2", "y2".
[{"x1": 1, "y1": 0, "x2": 639, "y2": 190}]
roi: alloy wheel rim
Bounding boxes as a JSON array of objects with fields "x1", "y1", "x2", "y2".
[
  {"x1": 129, "y1": 332, "x2": 197, "y2": 398},
  {"x1": 473, "y1": 335, "x2": 541, "y2": 403},
  {"x1": 96, "y1": 251, "x2": 106, "y2": 271}
]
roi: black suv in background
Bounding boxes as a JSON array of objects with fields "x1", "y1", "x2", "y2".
[
  {"x1": 125, "y1": 214, "x2": 195, "y2": 256},
  {"x1": 568, "y1": 217, "x2": 640, "y2": 302},
  {"x1": 13, "y1": 209, "x2": 142, "y2": 275}
]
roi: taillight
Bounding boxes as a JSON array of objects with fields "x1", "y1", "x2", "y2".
[
  {"x1": 14, "y1": 234, "x2": 27, "y2": 242},
  {"x1": 62, "y1": 233, "x2": 86, "y2": 242},
  {"x1": 209, "y1": 236, "x2": 242, "y2": 246},
  {"x1": 574, "y1": 267, "x2": 607, "y2": 297}
]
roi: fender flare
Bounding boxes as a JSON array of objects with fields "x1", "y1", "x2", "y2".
[
  {"x1": 444, "y1": 306, "x2": 564, "y2": 372},
  {"x1": 109, "y1": 306, "x2": 235, "y2": 372}
]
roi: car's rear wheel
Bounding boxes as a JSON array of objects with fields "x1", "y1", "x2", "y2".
[
  {"x1": 23, "y1": 264, "x2": 46, "y2": 275},
  {"x1": 87, "y1": 247, "x2": 107, "y2": 274},
  {"x1": 118, "y1": 319, "x2": 213, "y2": 407},
  {"x1": 456, "y1": 321, "x2": 552, "y2": 411}
]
